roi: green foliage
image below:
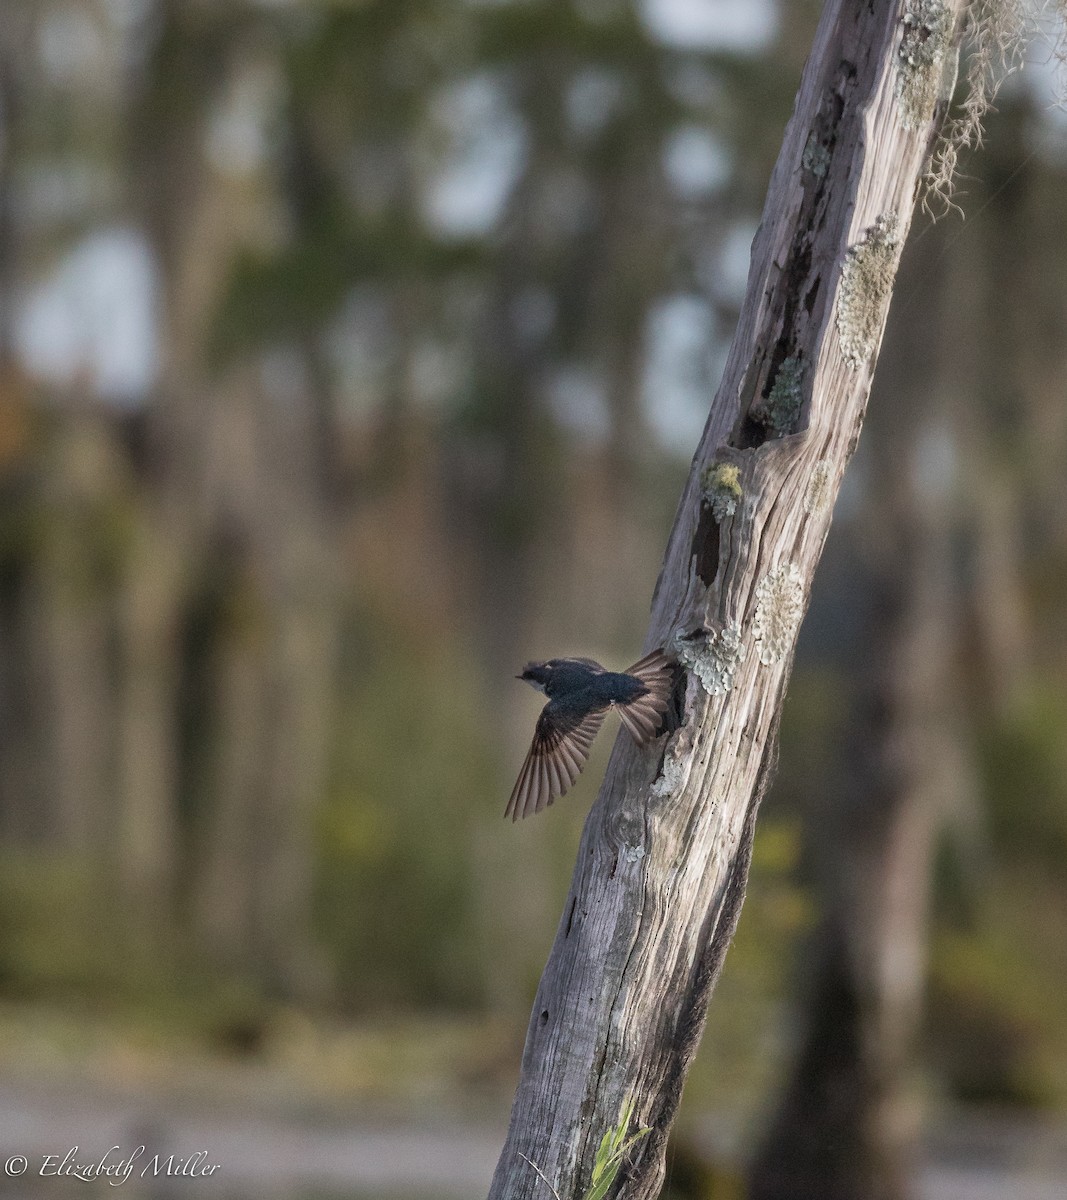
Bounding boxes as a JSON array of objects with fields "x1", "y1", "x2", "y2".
[
  {"x1": 584, "y1": 1096, "x2": 652, "y2": 1200},
  {"x1": 927, "y1": 686, "x2": 1067, "y2": 1109},
  {"x1": 314, "y1": 598, "x2": 497, "y2": 1011},
  {"x1": 0, "y1": 424, "x2": 137, "y2": 600},
  {"x1": 282, "y1": 0, "x2": 442, "y2": 127},
  {"x1": 773, "y1": 665, "x2": 849, "y2": 810},
  {"x1": 211, "y1": 208, "x2": 482, "y2": 364},
  {"x1": 928, "y1": 866, "x2": 1067, "y2": 1108},
  {"x1": 682, "y1": 816, "x2": 814, "y2": 1118},
  {"x1": 445, "y1": 380, "x2": 565, "y2": 548},
  {"x1": 0, "y1": 850, "x2": 276, "y2": 1053},
  {"x1": 0, "y1": 851, "x2": 110, "y2": 1001},
  {"x1": 978, "y1": 686, "x2": 1067, "y2": 870}
]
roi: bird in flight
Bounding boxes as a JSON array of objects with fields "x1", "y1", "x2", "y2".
[{"x1": 506, "y1": 650, "x2": 674, "y2": 821}]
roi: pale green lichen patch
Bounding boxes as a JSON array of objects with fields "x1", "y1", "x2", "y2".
[
  {"x1": 672, "y1": 624, "x2": 747, "y2": 696},
  {"x1": 836, "y1": 213, "x2": 901, "y2": 368},
  {"x1": 753, "y1": 564, "x2": 804, "y2": 666},
  {"x1": 802, "y1": 132, "x2": 831, "y2": 178},
  {"x1": 803, "y1": 459, "x2": 834, "y2": 516},
  {"x1": 650, "y1": 750, "x2": 685, "y2": 799},
  {"x1": 753, "y1": 355, "x2": 805, "y2": 437},
  {"x1": 897, "y1": 1, "x2": 954, "y2": 129},
  {"x1": 701, "y1": 461, "x2": 743, "y2": 522}
]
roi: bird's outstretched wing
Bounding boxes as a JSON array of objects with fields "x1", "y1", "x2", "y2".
[
  {"x1": 505, "y1": 703, "x2": 608, "y2": 821},
  {"x1": 615, "y1": 649, "x2": 674, "y2": 743}
]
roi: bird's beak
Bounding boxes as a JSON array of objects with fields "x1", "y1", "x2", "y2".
[{"x1": 515, "y1": 674, "x2": 524, "y2": 680}]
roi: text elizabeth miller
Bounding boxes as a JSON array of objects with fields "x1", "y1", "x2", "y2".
[{"x1": 40, "y1": 1145, "x2": 221, "y2": 1183}]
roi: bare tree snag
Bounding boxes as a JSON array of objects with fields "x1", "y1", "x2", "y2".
[{"x1": 488, "y1": 2, "x2": 969, "y2": 1198}]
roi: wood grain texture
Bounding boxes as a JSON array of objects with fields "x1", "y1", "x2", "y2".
[{"x1": 488, "y1": 2, "x2": 968, "y2": 1197}]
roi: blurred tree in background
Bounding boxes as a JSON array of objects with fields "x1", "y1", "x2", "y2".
[
  {"x1": 0, "y1": 0, "x2": 813, "y2": 1012},
  {"x1": 1, "y1": 0, "x2": 1067, "y2": 1192}
]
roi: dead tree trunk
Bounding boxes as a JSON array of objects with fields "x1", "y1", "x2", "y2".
[{"x1": 488, "y1": 2, "x2": 968, "y2": 1197}]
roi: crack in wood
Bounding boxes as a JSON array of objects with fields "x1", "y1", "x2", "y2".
[
  {"x1": 690, "y1": 500, "x2": 721, "y2": 587},
  {"x1": 731, "y1": 66, "x2": 856, "y2": 453}
]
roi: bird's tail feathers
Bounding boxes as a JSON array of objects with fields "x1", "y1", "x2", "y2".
[{"x1": 619, "y1": 649, "x2": 674, "y2": 744}]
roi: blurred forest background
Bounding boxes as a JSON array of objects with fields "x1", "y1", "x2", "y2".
[{"x1": 2, "y1": 0, "x2": 1067, "y2": 1196}]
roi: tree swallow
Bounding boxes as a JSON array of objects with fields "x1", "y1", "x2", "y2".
[{"x1": 506, "y1": 650, "x2": 674, "y2": 821}]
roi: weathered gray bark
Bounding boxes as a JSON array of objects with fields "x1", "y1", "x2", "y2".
[{"x1": 488, "y1": 2, "x2": 968, "y2": 1197}]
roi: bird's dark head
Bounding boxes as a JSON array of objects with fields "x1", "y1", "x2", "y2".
[{"x1": 517, "y1": 662, "x2": 552, "y2": 693}]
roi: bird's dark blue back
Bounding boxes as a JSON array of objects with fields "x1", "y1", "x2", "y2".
[
  {"x1": 540, "y1": 659, "x2": 599, "y2": 698},
  {"x1": 543, "y1": 659, "x2": 646, "y2": 705}
]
